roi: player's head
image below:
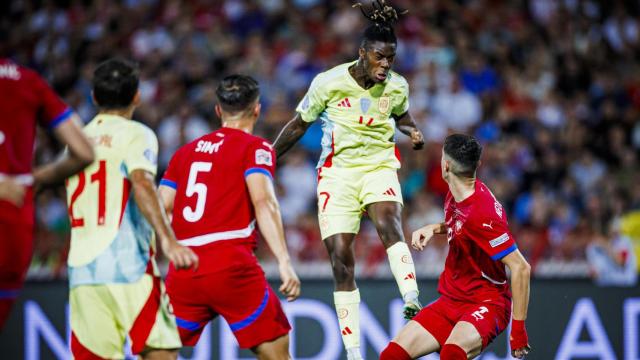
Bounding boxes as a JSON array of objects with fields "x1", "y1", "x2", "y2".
[
  {"x1": 92, "y1": 58, "x2": 140, "y2": 110},
  {"x1": 215, "y1": 74, "x2": 261, "y2": 122},
  {"x1": 442, "y1": 134, "x2": 483, "y2": 181},
  {"x1": 355, "y1": 0, "x2": 405, "y2": 83}
]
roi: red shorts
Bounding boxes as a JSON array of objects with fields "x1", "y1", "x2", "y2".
[
  {"x1": 166, "y1": 262, "x2": 290, "y2": 349},
  {"x1": 413, "y1": 296, "x2": 510, "y2": 349},
  {"x1": 0, "y1": 219, "x2": 34, "y2": 298}
]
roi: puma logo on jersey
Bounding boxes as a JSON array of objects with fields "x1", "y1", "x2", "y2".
[
  {"x1": 482, "y1": 222, "x2": 493, "y2": 229},
  {"x1": 195, "y1": 139, "x2": 224, "y2": 154},
  {"x1": 337, "y1": 98, "x2": 352, "y2": 108}
]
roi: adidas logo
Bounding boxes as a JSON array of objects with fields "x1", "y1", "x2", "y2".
[
  {"x1": 404, "y1": 273, "x2": 416, "y2": 280},
  {"x1": 383, "y1": 188, "x2": 396, "y2": 196},
  {"x1": 337, "y1": 98, "x2": 352, "y2": 108},
  {"x1": 341, "y1": 327, "x2": 353, "y2": 335}
]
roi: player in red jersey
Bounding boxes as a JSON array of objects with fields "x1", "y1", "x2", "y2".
[
  {"x1": 380, "y1": 134, "x2": 531, "y2": 360},
  {"x1": 0, "y1": 57, "x2": 95, "y2": 330},
  {"x1": 159, "y1": 75, "x2": 300, "y2": 359}
]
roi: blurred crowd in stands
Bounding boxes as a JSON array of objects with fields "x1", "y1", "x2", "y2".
[{"x1": 4, "y1": 0, "x2": 639, "y2": 283}]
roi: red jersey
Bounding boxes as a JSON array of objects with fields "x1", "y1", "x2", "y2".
[
  {"x1": 438, "y1": 180, "x2": 517, "y2": 306},
  {"x1": 0, "y1": 58, "x2": 72, "y2": 224},
  {"x1": 161, "y1": 127, "x2": 276, "y2": 276}
]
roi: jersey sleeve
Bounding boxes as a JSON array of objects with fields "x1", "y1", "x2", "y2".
[
  {"x1": 124, "y1": 124, "x2": 159, "y2": 177},
  {"x1": 296, "y1": 74, "x2": 328, "y2": 123},
  {"x1": 244, "y1": 139, "x2": 276, "y2": 180},
  {"x1": 33, "y1": 72, "x2": 73, "y2": 129},
  {"x1": 466, "y1": 214, "x2": 517, "y2": 261},
  {"x1": 160, "y1": 150, "x2": 181, "y2": 190},
  {"x1": 391, "y1": 78, "x2": 410, "y2": 116}
]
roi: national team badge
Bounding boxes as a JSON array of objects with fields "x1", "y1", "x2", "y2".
[
  {"x1": 378, "y1": 95, "x2": 390, "y2": 114},
  {"x1": 360, "y1": 98, "x2": 371, "y2": 113}
]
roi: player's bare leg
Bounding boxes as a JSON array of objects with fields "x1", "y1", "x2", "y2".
[
  {"x1": 381, "y1": 320, "x2": 440, "y2": 359},
  {"x1": 324, "y1": 233, "x2": 362, "y2": 360},
  {"x1": 252, "y1": 334, "x2": 291, "y2": 360},
  {"x1": 366, "y1": 201, "x2": 421, "y2": 319},
  {"x1": 442, "y1": 321, "x2": 483, "y2": 359},
  {"x1": 139, "y1": 348, "x2": 178, "y2": 360}
]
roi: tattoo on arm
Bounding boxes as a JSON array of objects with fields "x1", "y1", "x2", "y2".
[{"x1": 273, "y1": 114, "x2": 311, "y2": 159}]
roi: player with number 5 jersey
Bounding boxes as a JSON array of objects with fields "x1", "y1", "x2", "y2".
[
  {"x1": 65, "y1": 59, "x2": 197, "y2": 360},
  {"x1": 159, "y1": 75, "x2": 300, "y2": 359}
]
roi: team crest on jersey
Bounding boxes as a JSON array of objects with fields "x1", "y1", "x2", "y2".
[
  {"x1": 455, "y1": 220, "x2": 463, "y2": 234},
  {"x1": 360, "y1": 98, "x2": 371, "y2": 113},
  {"x1": 255, "y1": 149, "x2": 273, "y2": 166},
  {"x1": 378, "y1": 95, "x2": 390, "y2": 114}
]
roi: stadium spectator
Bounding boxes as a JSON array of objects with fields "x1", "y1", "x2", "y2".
[{"x1": 4, "y1": 0, "x2": 639, "y2": 279}]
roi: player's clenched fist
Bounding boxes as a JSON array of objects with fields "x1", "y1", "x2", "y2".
[
  {"x1": 410, "y1": 129, "x2": 425, "y2": 150},
  {"x1": 163, "y1": 241, "x2": 199, "y2": 270},
  {"x1": 278, "y1": 261, "x2": 301, "y2": 302},
  {"x1": 411, "y1": 223, "x2": 442, "y2": 251}
]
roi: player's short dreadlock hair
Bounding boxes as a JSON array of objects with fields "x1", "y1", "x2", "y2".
[{"x1": 354, "y1": 0, "x2": 407, "y2": 48}]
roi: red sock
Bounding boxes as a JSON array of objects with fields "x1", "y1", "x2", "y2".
[
  {"x1": 440, "y1": 343, "x2": 467, "y2": 360},
  {"x1": 380, "y1": 342, "x2": 411, "y2": 360}
]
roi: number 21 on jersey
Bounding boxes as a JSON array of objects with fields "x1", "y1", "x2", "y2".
[
  {"x1": 183, "y1": 161, "x2": 212, "y2": 222},
  {"x1": 67, "y1": 160, "x2": 107, "y2": 228}
]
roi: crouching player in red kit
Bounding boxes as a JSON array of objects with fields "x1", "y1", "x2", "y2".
[
  {"x1": 159, "y1": 75, "x2": 300, "y2": 359},
  {"x1": 381, "y1": 134, "x2": 531, "y2": 359}
]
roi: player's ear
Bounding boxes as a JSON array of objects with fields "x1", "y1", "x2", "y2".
[
  {"x1": 253, "y1": 102, "x2": 261, "y2": 119},
  {"x1": 132, "y1": 90, "x2": 141, "y2": 106},
  {"x1": 358, "y1": 46, "x2": 366, "y2": 60},
  {"x1": 214, "y1": 104, "x2": 222, "y2": 119}
]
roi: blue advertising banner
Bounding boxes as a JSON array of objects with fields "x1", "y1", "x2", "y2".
[{"x1": 1, "y1": 280, "x2": 638, "y2": 359}]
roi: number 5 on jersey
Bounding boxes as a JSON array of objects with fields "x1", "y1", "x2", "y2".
[{"x1": 183, "y1": 161, "x2": 212, "y2": 222}]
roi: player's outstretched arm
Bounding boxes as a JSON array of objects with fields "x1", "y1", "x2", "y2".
[
  {"x1": 246, "y1": 172, "x2": 301, "y2": 301},
  {"x1": 501, "y1": 250, "x2": 532, "y2": 359},
  {"x1": 393, "y1": 112, "x2": 424, "y2": 150},
  {"x1": 33, "y1": 114, "x2": 95, "y2": 186},
  {"x1": 273, "y1": 113, "x2": 311, "y2": 160},
  {"x1": 130, "y1": 169, "x2": 199, "y2": 270},
  {"x1": 411, "y1": 222, "x2": 446, "y2": 251}
]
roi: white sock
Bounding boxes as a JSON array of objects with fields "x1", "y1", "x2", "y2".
[
  {"x1": 334, "y1": 289, "x2": 362, "y2": 359},
  {"x1": 387, "y1": 242, "x2": 419, "y2": 301},
  {"x1": 347, "y1": 347, "x2": 363, "y2": 360}
]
